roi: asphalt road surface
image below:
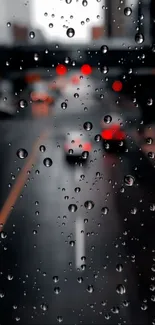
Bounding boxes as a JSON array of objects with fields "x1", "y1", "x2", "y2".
[{"x1": 0, "y1": 74, "x2": 155, "y2": 325}]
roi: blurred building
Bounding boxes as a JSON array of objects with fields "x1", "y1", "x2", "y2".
[{"x1": 104, "y1": 0, "x2": 127, "y2": 37}]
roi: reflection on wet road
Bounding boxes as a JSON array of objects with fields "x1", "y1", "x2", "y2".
[{"x1": 0, "y1": 73, "x2": 154, "y2": 324}]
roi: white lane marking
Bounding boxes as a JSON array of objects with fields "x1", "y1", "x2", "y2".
[{"x1": 75, "y1": 217, "x2": 85, "y2": 270}]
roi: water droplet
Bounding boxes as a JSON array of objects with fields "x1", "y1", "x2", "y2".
[
  {"x1": 54, "y1": 287, "x2": 61, "y2": 294},
  {"x1": 146, "y1": 137, "x2": 153, "y2": 145},
  {"x1": 82, "y1": 0, "x2": 88, "y2": 6},
  {"x1": 100, "y1": 45, "x2": 108, "y2": 54},
  {"x1": 124, "y1": 175, "x2": 135, "y2": 187},
  {"x1": 94, "y1": 134, "x2": 101, "y2": 142},
  {"x1": 83, "y1": 121, "x2": 93, "y2": 131},
  {"x1": 104, "y1": 115, "x2": 112, "y2": 124},
  {"x1": 141, "y1": 303, "x2": 148, "y2": 311},
  {"x1": 135, "y1": 33, "x2": 144, "y2": 44},
  {"x1": 124, "y1": 7, "x2": 132, "y2": 16},
  {"x1": 100, "y1": 66, "x2": 108, "y2": 74},
  {"x1": 75, "y1": 187, "x2": 81, "y2": 193},
  {"x1": 66, "y1": 0, "x2": 72, "y2": 3},
  {"x1": 29, "y1": 31, "x2": 35, "y2": 39},
  {"x1": 0, "y1": 291, "x2": 4, "y2": 298},
  {"x1": 101, "y1": 207, "x2": 109, "y2": 215},
  {"x1": 40, "y1": 303, "x2": 48, "y2": 311},
  {"x1": 68, "y1": 204, "x2": 77, "y2": 212},
  {"x1": 147, "y1": 98, "x2": 153, "y2": 106},
  {"x1": 39, "y1": 145, "x2": 46, "y2": 152},
  {"x1": 7, "y1": 274, "x2": 13, "y2": 281},
  {"x1": 84, "y1": 200, "x2": 94, "y2": 210},
  {"x1": 53, "y1": 276, "x2": 59, "y2": 283},
  {"x1": 82, "y1": 151, "x2": 89, "y2": 159},
  {"x1": 7, "y1": 22, "x2": 11, "y2": 27},
  {"x1": 131, "y1": 207, "x2": 137, "y2": 215},
  {"x1": 57, "y1": 316, "x2": 63, "y2": 323},
  {"x1": 116, "y1": 284, "x2": 126, "y2": 295},
  {"x1": 1, "y1": 231, "x2": 7, "y2": 239},
  {"x1": 116, "y1": 264, "x2": 123, "y2": 272},
  {"x1": 19, "y1": 99, "x2": 27, "y2": 108},
  {"x1": 66, "y1": 28, "x2": 75, "y2": 38},
  {"x1": 61, "y1": 102, "x2": 67, "y2": 110},
  {"x1": 17, "y1": 148, "x2": 28, "y2": 159},
  {"x1": 74, "y1": 93, "x2": 79, "y2": 98},
  {"x1": 150, "y1": 204, "x2": 155, "y2": 211},
  {"x1": 34, "y1": 53, "x2": 39, "y2": 61},
  {"x1": 87, "y1": 285, "x2": 94, "y2": 293},
  {"x1": 77, "y1": 277, "x2": 83, "y2": 283},
  {"x1": 49, "y1": 23, "x2": 53, "y2": 28},
  {"x1": 69, "y1": 240, "x2": 75, "y2": 247},
  {"x1": 43, "y1": 158, "x2": 53, "y2": 167},
  {"x1": 111, "y1": 306, "x2": 120, "y2": 314}
]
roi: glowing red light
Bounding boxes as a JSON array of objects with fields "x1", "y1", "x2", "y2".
[
  {"x1": 71, "y1": 75, "x2": 80, "y2": 84},
  {"x1": 101, "y1": 129, "x2": 113, "y2": 140},
  {"x1": 83, "y1": 142, "x2": 92, "y2": 152},
  {"x1": 81, "y1": 64, "x2": 92, "y2": 75},
  {"x1": 56, "y1": 64, "x2": 67, "y2": 75},
  {"x1": 112, "y1": 80, "x2": 123, "y2": 92},
  {"x1": 114, "y1": 130, "x2": 126, "y2": 140}
]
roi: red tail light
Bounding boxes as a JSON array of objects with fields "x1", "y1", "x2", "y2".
[{"x1": 101, "y1": 125, "x2": 126, "y2": 141}]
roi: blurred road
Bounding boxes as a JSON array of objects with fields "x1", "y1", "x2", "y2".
[{"x1": 0, "y1": 71, "x2": 155, "y2": 325}]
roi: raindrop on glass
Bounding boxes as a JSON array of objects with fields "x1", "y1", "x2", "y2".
[
  {"x1": 40, "y1": 303, "x2": 48, "y2": 311},
  {"x1": 116, "y1": 284, "x2": 126, "y2": 295},
  {"x1": 124, "y1": 175, "x2": 135, "y2": 187},
  {"x1": 135, "y1": 33, "x2": 144, "y2": 44},
  {"x1": 100, "y1": 45, "x2": 108, "y2": 54},
  {"x1": 124, "y1": 7, "x2": 132, "y2": 16},
  {"x1": 104, "y1": 115, "x2": 112, "y2": 124},
  {"x1": 19, "y1": 99, "x2": 27, "y2": 108},
  {"x1": 61, "y1": 102, "x2": 67, "y2": 110},
  {"x1": 84, "y1": 200, "x2": 94, "y2": 210},
  {"x1": 43, "y1": 158, "x2": 53, "y2": 167},
  {"x1": 116, "y1": 264, "x2": 123, "y2": 272},
  {"x1": 68, "y1": 204, "x2": 77, "y2": 212},
  {"x1": 83, "y1": 121, "x2": 93, "y2": 131},
  {"x1": 66, "y1": 28, "x2": 75, "y2": 38},
  {"x1": 29, "y1": 31, "x2": 35, "y2": 39},
  {"x1": 17, "y1": 148, "x2": 28, "y2": 159},
  {"x1": 39, "y1": 145, "x2": 46, "y2": 152},
  {"x1": 87, "y1": 285, "x2": 94, "y2": 293}
]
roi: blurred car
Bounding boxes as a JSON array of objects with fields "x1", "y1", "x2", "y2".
[
  {"x1": 101, "y1": 113, "x2": 126, "y2": 151},
  {"x1": 64, "y1": 132, "x2": 92, "y2": 161},
  {"x1": 30, "y1": 81, "x2": 55, "y2": 104},
  {"x1": 0, "y1": 79, "x2": 16, "y2": 116}
]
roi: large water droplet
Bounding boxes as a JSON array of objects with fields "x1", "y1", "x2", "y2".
[
  {"x1": 39, "y1": 145, "x2": 46, "y2": 152},
  {"x1": 84, "y1": 200, "x2": 94, "y2": 210},
  {"x1": 87, "y1": 285, "x2": 94, "y2": 293},
  {"x1": 104, "y1": 115, "x2": 112, "y2": 124},
  {"x1": 66, "y1": 28, "x2": 75, "y2": 38},
  {"x1": 34, "y1": 53, "x2": 39, "y2": 61},
  {"x1": 17, "y1": 148, "x2": 28, "y2": 159},
  {"x1": 116, "y1": 284, "x2": 126, "y2": 295},
  {"x1": 147, "y1": 98, "x2": 153, "y2": 106},
  {"x1": 61, "y1": 102, "x2": 67, "y2": 110},
  {"x1": 19, "y1": 99, "x2": 27, "y2": 108},
  {"x1": 40, "y1": 303, "x2": 48, "y2": 311},
  {"x1": 53, "y1": 276, "x2": 59, "y2": 283},
  {"x1": 116, "y1": 264, "x2": 123, "y2": 272},
  {"x1": 100, "y1": 45, "x2": 108, "y2": 54},
  {"x1": 43, "y1": 158, "x2": 53, "y2": 167},
  {"x1": 101, "y1": 207, "x2": 109, "y2": 215},
  {"x1": 124, "y1": 175, "x2": 135, "y2": 187},
  {"x1": 77, "y1": 277, "x2": 83, "y2": 283},
  {"x1": 135, "y1": 33, "x2": 144, "y2": 44},
  {"x1": 57, "y1": 316, "x2": 63, "y2": 323},
  {"x1": 100, "y1": 66, "x2": 108, "y2": 74},
  {"x1": 29, "y1": 31, "x2": 35, "y2": 39},
  {"x1": 68, "y1": 204, "x2": 77, "y2": 212},
  {"x1": 83, "y1": 121, "x2": 93, "y2": 131},
  {"x1": 82, "y1": 0, "x2": 88, "y2": 6},
  {"x1": 7, "y1": 274, "x2": 14, "y2": 281},
  {"x1": 54, "y1": 287, "x2": 61, "y2": 294},
  {"x1": 124, "y1": 7, "x2": 132, "y2": 16}
]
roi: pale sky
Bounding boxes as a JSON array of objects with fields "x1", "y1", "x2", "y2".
[{"x1": 32, "y1": 0, "x2": 103, "y2": 42}]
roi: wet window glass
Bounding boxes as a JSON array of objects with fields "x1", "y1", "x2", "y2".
[{"x1": 0, "y1": 0, "x2": 155, "y2": 324}]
